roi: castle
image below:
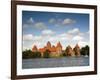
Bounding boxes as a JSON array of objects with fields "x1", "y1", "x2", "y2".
[
  {"x1": 32, "y1": 41, "x2": 62, "y2": 57},
  {"x1": 32, "y1": 41, "x2": 80, "y2": 57}
]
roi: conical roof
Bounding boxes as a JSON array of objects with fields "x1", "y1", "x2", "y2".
[
  {"x1": 67, "y1": 45, "x2": 72, "y2": 49},
  {"x1": 47, "y1": 41, "x2": 51, "y2": 47},
  {"x1": 32, "y1": 45, "x2": 38, "y2": 51},
  {"x1": 75, "y1": 44, "x2": 80, "y2": 48},
  {"x1": 56, "y1": 41, "x2": 62, "y2": 48},
  {"x1": 50, "y1": 45, "x2": 56, "y2": 52}
]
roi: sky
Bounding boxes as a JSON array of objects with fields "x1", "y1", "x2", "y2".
[{"x1": 22, "y1": 11, "x2": 90, "y2": 51}]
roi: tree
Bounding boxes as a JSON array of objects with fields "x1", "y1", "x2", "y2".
[
  {"x1": 32, "y1": 52, "x2": 41, "y2": 58},
  {"x1": 22, "y1": 50, "x2": 41, "y2": 59},
  {"x1": 85, "y1": 45, "x2": 89, "y2": 56},
  {"x1": 80, "y1": 45, "x2": 89, "y2": 56},
  {"x1": 61, "y1": 50, "x2": 67, "y2": 57},
  {"x1": 43, "y1": 49, "x2": 50, "y2": 58},
  {"x1": 22, "y1": 49, "x2": 33, "y2": 59},
  {"x1": 65, "y1": 45, "x2": 75, "y2": 56}
]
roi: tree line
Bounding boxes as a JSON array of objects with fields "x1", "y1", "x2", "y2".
[{"x1": 22, "y1": 45, "x2": 89, "y2": 59}]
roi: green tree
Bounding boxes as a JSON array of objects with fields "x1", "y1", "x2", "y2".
[
  {"x1": 32, "y1": 52, "x2": 41, "y2": 58},
  {"x1": 22, "y1": 49, "x2": 33, "y2": 59},
  {"x1": 80, "y1": 45, "x2": 89, "y2": 56},
  {"x1": 85, "y1": 45, "x2": 89, "y2": 56},
  {"x1": 22, "y1": 50, "x2": 41, "y2": 59},
  {"x1": 43, "y1": 49, "x2": 50, "y2": 58},
  {"x1": 61, "y1": 50, "x2": 67, "y2": 57}
]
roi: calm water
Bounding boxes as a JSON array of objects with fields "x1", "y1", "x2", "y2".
[{"x1": 22, "y1": 56, "x2": 89, "y2": 69}]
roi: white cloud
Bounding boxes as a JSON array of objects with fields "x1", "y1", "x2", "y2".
[
  {"x1": 23, "y1": 17, "x2": 34, "y2": 28},
  {"x1": 23, "y1": 34, "x2": 33, "y2": 41},
  {"x1": 34, "y1": 36, "x2": 42, "y2": 40},
  {"x1": 27, "y1": 17, "x2": 34, "y2": 24},
  {"x1": 59, "y1": 33, "x2": 73, "y2": 39},
  {"x1": 42, "y1": 29, "x2": 55, "y2": 36},
  {"x1": 48, "y1": 37, "x2": 58, "y2": 44},
  {"x1": 68, "y1": 28, "x2": 80, "y2": 34},
  {"x1": 34, "y1": 22, "x2": 47, "y2": 30},
  {"x1": 73, "y1": 35, "x2": 83, "y2": 41},
  {"x1": 48, "y1": 18, "x2": 76, "y2": 27},
  {"x1": 23, "y1": 24, "x2": 29, "y2": 28},
  {"x1": 23, "y1": 22, "x2": 47, "y2": 30},
  {"x1": 23, "y1": 17, "x2": 47, "y2": 30},
  {"x1": 78, "y1": 41, "x2": 88, "y2": 47},
  {"x1": 49, "y1": 18, "x2": 56, "y2": 24},
  {"x1": 23, "y1": 34, "x2": 43, "y2": 42},
  {"x1": 78, "y1": 32, "x2": 84, "y2": 36},
  {"x1": 59, "y1": 33, "x2": 67, "y2": 37},
  {"x1": 62, "y1": 18, "x2": 76, "y2": 25}
]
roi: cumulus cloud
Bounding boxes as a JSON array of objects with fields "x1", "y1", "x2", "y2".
[
  {"x1": 62, "y1": 18, "x2": 76, "y2": 25},
  {"x1": 48, "y1": 18, "x2": 76, "y2": 27},
  {"x1": 23, "y1": 17, "x2": 34, "y2": 28},
  {"x1": 34, "y1": 22, "x2": 47, "y2": 30},
  {"x1": 68, "y1": 28, "x2": 80, "y2": 34},
  {"x1": 34, "y1": 36, "x2": 42, "y2": 41},
  {"x1": 58, "y1": 33, "x2": 73, "y2": 40},
  {"x1": 72, "y1": 35, "x2": 83, "y2": 41},
  {"x1": 42, "y1": 29, "x2": 55, "y2": 36},
  {"x1": 27, "y1": 17, "x2": 34, "y2": 24},
  {"x1": 23, "y1": 34, "x2": 33, "y2": 41},
  {"x1": 23, "y1": 24, "x2": 29, "y2": 28},
  {"x1": 23, "y1": 17, "x2": 47, "y2": 30},
  {"x1": 78, "y1": 41, "x2": 88, "y2": 47},
  {"x1": 49, "y1": 18, "x2": 56, "y2": 24}
]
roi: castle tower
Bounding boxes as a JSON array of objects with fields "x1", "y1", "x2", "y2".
[
  {"x1": 56, "y1": 41, "x2": 62, "y2": 54},
  {"x1": 51, "y1": 45, "x2": 56, "y2": 52},
  {"x1": 73, "y1": 44, "x2": 80, "y2": 56},
  {"x1": 66, "y1": 45, "x2": 75, "y2": 56},
  {"x1": 47, "y1": 41, "x2": 51, "y2": 50},
  {"x1": 32, "y1": 45, "x2": 38, "y2": 52}
]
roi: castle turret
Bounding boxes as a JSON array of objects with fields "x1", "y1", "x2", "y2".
[
  {"x1": 73, "y1": 44, "x2": 80, "y2": 56},
  {"x1": 56, "y1": 41, "x2": 62, "y2": 54},
  {"x1": 66, "y1": 45, "x2": 75, "y2": 56},
  {"x1": 32, "y1": 45, "x2": 38, "y2": 52},
  {"x1": 51, "y1": 45, "x2": 56, "y2": 52},
  {"x1": 56, "y1": 41, "x2": 62, "y2": 48},
  {"x1": 47, "y1": 41, "x2": 51, "y2": 50}
]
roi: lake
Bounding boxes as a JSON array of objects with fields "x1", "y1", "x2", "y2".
[{"x1": 22, "y1": 56, "x2": 89, "y2": 69}]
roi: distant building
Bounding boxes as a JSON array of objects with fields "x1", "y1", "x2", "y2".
[{"x1": 32, "y1": 41, "x2": 63, "y2": 56}]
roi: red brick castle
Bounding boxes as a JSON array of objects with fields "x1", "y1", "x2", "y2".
[{"x1": 32, "y1": 41, "x2": 81, "y2": 57}]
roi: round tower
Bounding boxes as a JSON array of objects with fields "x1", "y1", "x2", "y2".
[
  {"x1": 56, "y1": 41, "x2": 62, "y2": 54},
  {"x1": 73, "y1": 44, "x2": 80, "y2": 56},
  {"x1": 32, "y1": 45, "x2": 38, "y2": 52}
]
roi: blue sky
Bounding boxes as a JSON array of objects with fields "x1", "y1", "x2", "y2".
[{"x1": 22, "y1": 11, "x2": 89, "y2": 50}]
